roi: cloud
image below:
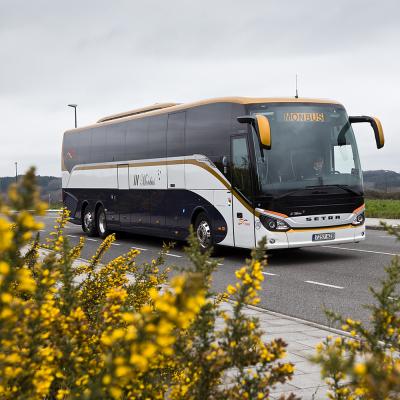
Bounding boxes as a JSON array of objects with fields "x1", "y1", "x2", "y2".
[{"x1": 0, "y1": 0, "x2": 399, "y2": 176}]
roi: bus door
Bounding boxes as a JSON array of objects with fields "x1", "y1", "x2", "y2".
[
  {"x1": 117, "y1": 164, "x2": 130, "y2": 226},
  {"x1": 230, "y1": 136, "x2": 255, "y2": 248}
]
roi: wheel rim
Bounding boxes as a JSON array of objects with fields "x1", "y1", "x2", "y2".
[
  {"x1": 83, "y1": 210, "x2": 94, "y2": 232},
  {"x1": 98, "y1": 212, "x2": 106, "y2": 235},
  {"x1": 197, "y1": 220, "x2": 211, "y2": 249}
]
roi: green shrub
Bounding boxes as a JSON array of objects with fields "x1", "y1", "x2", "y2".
[
  {"x1": 312, "y1": 223, "x2": 400, "y2": 399},
  {"x1": 0, "y1": 168, "x2": 296, "y2": 400}
]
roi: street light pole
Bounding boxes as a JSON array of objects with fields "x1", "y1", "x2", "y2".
[
  {"x1": 15, "y1": 162, "x2": 18, "y2": 183},
  {"x1": 68, "y1": 104, "x2": 78, "y2": 128}
]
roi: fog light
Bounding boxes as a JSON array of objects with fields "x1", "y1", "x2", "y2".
[
  {"x1": 268, "y1": 220, "x2": 277, "y2": 230},
  {"x1": 352, "y1": 211, "x2": 365, "y2": 226}
]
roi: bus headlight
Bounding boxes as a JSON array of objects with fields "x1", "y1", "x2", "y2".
[
  {"x1": 352, "y1": 211, "x2": 365, "y2": 226},
  {"x1": 260, "y1": 214, "x2": 290, "y2": 232}
]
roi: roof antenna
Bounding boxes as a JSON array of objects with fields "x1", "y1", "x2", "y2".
[{"x1": 295, "y1": 74, "x2": 299, "y2": 99}]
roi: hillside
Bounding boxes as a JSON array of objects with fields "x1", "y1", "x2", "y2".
[
  {"x1": 363, "y1": 170, "x2": 400, "y2": 192},
  {"x1": 0, "y1": 176, "x2": 62, "y2": 204}
]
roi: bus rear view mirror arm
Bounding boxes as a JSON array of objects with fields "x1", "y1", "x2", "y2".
[
  {"x1": 349, "y1": 115, "x2": 385, "y2": 149},
  {"x1": 237, "y1": 115, "x2": 272, "y2": 150}
]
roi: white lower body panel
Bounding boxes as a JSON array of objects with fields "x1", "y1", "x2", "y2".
[{"x1": 255, "y1": 224, "x2": 366, "y2": 250}]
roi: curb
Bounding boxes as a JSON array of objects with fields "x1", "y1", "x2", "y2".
[
  {"x1": 244, "y1": 303, "x2": 351, "y2": 338},
  {"x1": 366, "y1": 224, "x2": 399, "y2": 231},
  {"x1": 366, "y1": 225, "x2": 386, "y2": 231}
]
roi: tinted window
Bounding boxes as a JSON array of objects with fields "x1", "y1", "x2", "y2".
[
  {"x1": 90, "y1": 127, "x2": 106, "y2": 163},
  {"x1": 74, "y1": 131, "x2": 91, "y2": 165},
  {"x1": 185, "y1": 103, "x2": 232, "y2": 177},
  {"x1": 148, "y1": 115, "x2": 167, "y2": 159},
  {"x1": 105, "y1": 123, "x2": 126, "y2": 162},
  {"x1": 167, "y1": 112, "x2": 186, "y2": 158},
  {"x1": 232, "y1": 136, "x2": 252, "y2": 198},
  {"x1": 63, "y1": 132, "x2": 77, "y2": 171},
  {"x1": 126, "y1": 119, "x2": 149, "y2": 160}
]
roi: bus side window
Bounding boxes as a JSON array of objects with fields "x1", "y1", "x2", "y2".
[
  {"x1": 148, "y1": 115, "x2": 167, "y2": 159},
  {"x1": 105, "y1": 123, "x2": 126, "y2": 162},
  {"x1": 167, "y1": 112, "x2": 186, "y2": 158},
  {"x1": 231, "y1": 136, "x2": 252, "y2": 198}
]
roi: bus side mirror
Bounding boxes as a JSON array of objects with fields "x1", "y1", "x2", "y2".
[
  {"x1": 349, "y1": 116, "x2": 385, "y2": 149},
  {"x1": 237, "y1": 114, "x2": 271, "y2": 149},
  {"x1": 222, "y1": 155, "x2": 229, "y2": 174}
]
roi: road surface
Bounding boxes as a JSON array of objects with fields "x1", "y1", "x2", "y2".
[{"x1": 38, "y1": 213, "x2": 399, "y2": 327}]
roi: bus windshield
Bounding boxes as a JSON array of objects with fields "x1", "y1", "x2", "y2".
[{"x1": 248, "y1": 103, "x2": 363, "y2": 197}]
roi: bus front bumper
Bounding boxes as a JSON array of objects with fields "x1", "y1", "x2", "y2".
[{"x1": 257, "y1": 224, "x2": 365, "y2": 250}]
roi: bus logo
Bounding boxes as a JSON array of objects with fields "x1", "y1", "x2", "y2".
[
  {"x1": 306, "y1": 215, "x2": 341, "y2": 221},
  {"x1": 283, "y1": 112, "x2": 325, "y2": 122}
]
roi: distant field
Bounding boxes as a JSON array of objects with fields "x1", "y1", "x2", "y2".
[{"x1": 365, "y1": 199, "x2": 400, "y2": 219}]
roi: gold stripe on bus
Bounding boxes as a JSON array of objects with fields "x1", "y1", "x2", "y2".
[
  {"x1": 287, "y1": 224, "x2": 355, "y2": 233},
  {"x1": 72, "y1": 159, "x2": 257, "y2": 216}
]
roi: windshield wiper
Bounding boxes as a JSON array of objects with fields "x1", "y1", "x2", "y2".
[{"x1": 305, "y1": 184, "x2": 362, "y2": 196}]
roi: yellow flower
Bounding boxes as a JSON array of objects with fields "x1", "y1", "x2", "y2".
[
  {"x1": 18, "y1": 268, "x2": 36, "y2": 293},
  {"x1": 130, "y1": 354, "x2": 148, "y2": 372},
  {"x1": 0, "y1": 218, "x2": 13, "y2": 252},
  {"x1": 354, "y1": 363, "x2": 367, "y2": 375},
  {"x1": 0, "y1": 261, "x2": 9, "y2": 275},
  {"x1": 227, "y1": 285, "x2": 236, "y2": 295},
  {"x1": 1, "y1": 293, "x2": 12, "y2": 303}
]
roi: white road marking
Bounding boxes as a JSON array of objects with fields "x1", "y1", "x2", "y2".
[
  {"x1": 322, "y1": 245, "x2": 398, "y2": 257},
  {"x1": 131, "y1": 246, "x2": 148, "y2": 251},
  {"x1": 165, "y1": 253, "x2": 182, "y2": 258},
  {"x1": 305, "y1": 280, "x2": 344, "y2": 289},
  {"x1": 206, "y1": 261, "x2": 224, "y2": 266},
  {"x1": 86, "y1": 238, "x2": 99, "y2": 242},
  {"x1": 111, "y1": 243, "x2": 121, "y2": 246},
  {"x1": 67, "y1": 234, "x2": 79, "y2": 238},
  {"x1": 262, "y1": 272, "x2": 279, "y2": 276}
]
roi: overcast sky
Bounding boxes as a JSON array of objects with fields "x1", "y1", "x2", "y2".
[{"x1": 1, "y1": 0, "x2": 399, "y2": 177}]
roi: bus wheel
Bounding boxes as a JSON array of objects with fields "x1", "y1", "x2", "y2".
[
  {"x1": 82, "y1": 206, "x2": 97, "y2": 237},
  {"x1": 96, "y1": 206, "x2": 109, "y2": 239},
  {"x1": 194, "y1": 212, "x2": 214, "y2": 252}
]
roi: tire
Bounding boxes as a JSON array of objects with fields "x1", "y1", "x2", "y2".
[
  {"x1": 194, "y1": 212, "x2": 214, "y2": 253},
  {"x1": 82, "y1": 205, "x2": 97, "y2": 237},
  {"x1": 96, "y1": 206, "x2": 109, "y2": 239}
]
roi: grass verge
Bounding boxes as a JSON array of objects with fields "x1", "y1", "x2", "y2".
[{"x1": 365, "y1": 199, "x2": 400, "y2": 219}]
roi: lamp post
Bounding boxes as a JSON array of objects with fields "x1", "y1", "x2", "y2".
[
  {"x1": 15, "y1": 162, "x2": 18, "y2": 183},
  {"x1": 68, "y1": 104, "x2": 78, "y2": 128}
]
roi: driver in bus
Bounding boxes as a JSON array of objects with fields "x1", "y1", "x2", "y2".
[
  {"x1": 300, "y1": 154, "x2": 325, "y2": 179},
  {"x1": 312, "y1": 156, "x2": 324, "y2": 176}
]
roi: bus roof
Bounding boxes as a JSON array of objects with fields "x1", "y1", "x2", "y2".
[{"x1": 65, "y1": 97, "x2": 343, "y2": 134}]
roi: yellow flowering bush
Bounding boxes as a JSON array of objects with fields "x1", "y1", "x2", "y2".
[
  {"x1": 0, "y1": 169, "x2": 296, "y2": 399},
  {"x1": 312, "y1": 224, "x2": 400, "y2": 400}
]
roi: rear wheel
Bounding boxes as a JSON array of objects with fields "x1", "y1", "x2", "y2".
[
  {"x1": 194, "y1": 212, "x2": 214, "y2": 253},
  {"x1": 96, "y1": 206, "x2": 109, "y2": 239},
  {"x1": 82, "y1": 206, "x2": 97, "y2": 236}
]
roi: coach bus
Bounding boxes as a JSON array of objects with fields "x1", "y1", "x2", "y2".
[{"x1": 61, "y1": 97, "x2": 384, "y2": 250}]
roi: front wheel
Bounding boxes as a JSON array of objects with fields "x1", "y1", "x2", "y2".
[
  {"x1": 82, "y1": 206, "x2": 97, "y2": 237},
  {"x1": 194, "y1": 212, "x2": 214, "y2": 253},
  {"x1": 96, "y1": 206, "x2": 109, "y2": 239}
]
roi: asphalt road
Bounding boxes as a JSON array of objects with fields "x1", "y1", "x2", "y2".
[{"x1": 38, "y1": 213, "x2": 399, "y2": 328}]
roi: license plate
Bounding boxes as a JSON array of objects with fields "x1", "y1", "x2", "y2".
[{"x1": 312, "y1": 232, "x2": 335, "y2": 241}]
